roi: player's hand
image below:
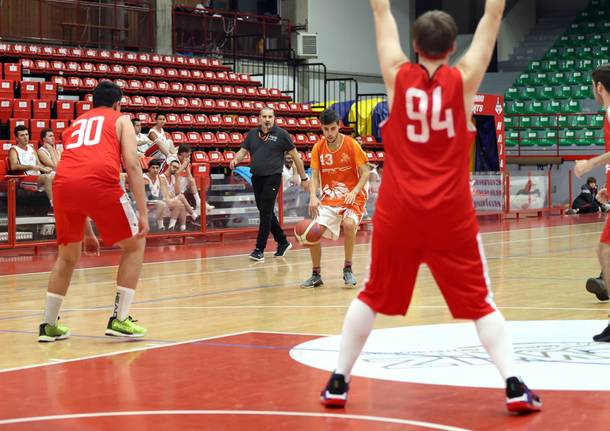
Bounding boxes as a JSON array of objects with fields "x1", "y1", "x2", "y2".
[
  {"x1": 344, "y1": 190, "x2": 357, "y2": 205},
  {"x1": 309, "y1": 195, "x2": 320, "y2": 218},
  {"x1": 136, "y1": 213, "x2": 149, "y2": 238},
  {"x1": 574, "y1": 160, "x2": 590, "y2": 178},
  {"x1": 300, "y1": 178, "x2": 310, "y2": 191},
  {"x1": 39, "y1": 166, "x2": 52, "y2": 174},
  {"x1": 597, "y1": 188, "x2": 609, "y2": 204},
  {"x1": 83, "y1": 234, "x2": 100, "y2": 256},
  {"x1": 290, "y1": 174, "x2": 300, "y2": 186},
  {"x1": 229, "y1": 159, "x2": 237, "y2": 170}
]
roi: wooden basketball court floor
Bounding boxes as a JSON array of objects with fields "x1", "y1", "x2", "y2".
[{"x1": 1, "y1": 215, "x2": 610, "y2": 430}]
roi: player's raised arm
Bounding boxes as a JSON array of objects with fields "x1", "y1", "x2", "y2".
[
  {"x1": 456, "y1": 0, "x2": 505, "y2": 108},
  {"x1": 370, "y1": 0, "x2": 409, "y2": 108}
]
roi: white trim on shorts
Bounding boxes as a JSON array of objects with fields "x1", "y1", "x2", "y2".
[
  {"x1": 119, "y1": 193, "x2": 139, "y2": 237},
  {"x1": 315, "y1": 205, "x2": 362, "y2": 241}
]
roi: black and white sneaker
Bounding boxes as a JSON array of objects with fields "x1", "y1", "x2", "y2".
[
  {"x1": 593, "y1": 323, "x2": 610, "y2": 342},
  {"x1": 274, "y1": 241, "x2": 292, "y2": 257},
  {"x1": 586, "y1": 276, "x2": 609, "y2": 301},
  {"x1": 249, "y1": 249, "x2": 265, "y2": 262},
  {"x1": 320, "y1": 372, "x2": 349, "y2": 407}
]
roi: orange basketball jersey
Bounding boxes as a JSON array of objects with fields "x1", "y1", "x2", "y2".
[{"x1": 310, "y1": 135, "x2": 368, "y2": 208}]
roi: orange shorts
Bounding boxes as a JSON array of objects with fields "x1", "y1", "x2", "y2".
[
  {"x1": 358, "y1": 226, "x2": 496, "y2": 320},
  {"x1": 53, "y1": 184, "x2": 138, "y2": 246}
]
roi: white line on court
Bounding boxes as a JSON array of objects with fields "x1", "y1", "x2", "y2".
[{"x1": 0, "y1": 409, "x2": 472, "y2": 431}]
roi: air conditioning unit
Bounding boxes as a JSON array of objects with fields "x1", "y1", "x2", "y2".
[{"x1": 296, "y1": 32, "x2": 318, "y2": 58}]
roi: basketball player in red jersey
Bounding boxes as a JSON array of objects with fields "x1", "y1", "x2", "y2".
[
  {"x1": 574, "y1": 63, "x2": 610, "y2": 342},
  {"x1": 320, "y1": 0, "x2": 542, "y2": 413},
  {"x1": 38, "y1": 81, "x2": 149, "y2": 342}
]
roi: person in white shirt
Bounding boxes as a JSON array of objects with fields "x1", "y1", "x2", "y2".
[
  {"x1": 160, "y1": 159, "x2": 196, "y2": 231},
  {"x1": 143, "y1": 158, "x2": 168, "y2": 231},
  {"x1": 37, "y1": 128, "x2": 62, "y2": 170},
  {"x1": 147, "y1": 114, "x2": 177, "y2": 158},
  {"x1": 132, "y1": 119, "x2": 153, "y2": 158},
  {"x1": 8, "y1": 125, "x2": 54, "y2": 207}
]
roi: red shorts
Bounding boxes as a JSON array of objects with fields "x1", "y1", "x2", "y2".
[
  {"x1": 358, "y1": 227, "x2": 496, "y2": 320},
  {"x1": 601, "y1": 220, "x2": 610, "y2": 244},
  {"x1": 53, "y1": 184, "x2": 138, "y2": 246}
]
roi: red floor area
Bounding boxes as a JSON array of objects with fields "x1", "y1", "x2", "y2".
[
  {"x1": 0, "y1": 332, "x2": 606, "y2": 430},
  {"x1": 0, "y1": 213, "x2": 605, "y2": 277}
]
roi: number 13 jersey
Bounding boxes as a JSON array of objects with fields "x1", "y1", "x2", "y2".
[
  {"x1": 55, "y1": 107, "x2": 124, "y2": 189},
  {"x1": 377, "y1": 63, "x2": 478, "y2": 247}
]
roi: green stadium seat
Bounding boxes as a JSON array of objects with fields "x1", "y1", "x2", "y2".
[
  {"x1": 505, "y1": 88, "x2": 518, "y2": 101},
  {"x1": 592, "y1": 58, "x2": 610, "y2": 68},
  {"x1": 545, "y1": 48, "x2": 559, "y2": 60},
  {"x1": 530, "y1": 73, "x2": 547, "y2": 85},
  {"x1": 566, "y1": 23, "x2": 581, "y2": 34},
  {"x1": 545, "y1": 100, "x2": 562, "y2": 114},
  {"x1": 538, "y1": 115, "x2": 557, "y2": 128},
  {"x1": 577, "y1": 47, "x2": 594, "y2": 59},
  {"x1": 530, "y1": 100, "x2": 544, "y2": 114},
  {"x1": 590, "y1": 114, "x2": 605, "y2": 128},
  {"x1": 572, "y1": 35, "x2": 587, "y2": 47},
  {"x1": 540, "y1": 130, "x2": 559, "y2": 147},
  {"x1": 560, "y1": 47, "x2": 577, "y2": 60},
  {"x1": 506, "y1": 130, "x2": 519, "y2": 147},
  {"x1": 506, "y1": 101, "x2": 526, "y2": 115},
  {"x1": 605, "y1": 34, "x2": 610, "y2": 45},
  {"x1": 572, "y1": 84, "x2": 592, "y2": 99},
  {"x1": 553, "y1": 85, "x2": 572, "y2": 99},
  {"x1": 589, "y1": 34, "x2": 605, "y2": 47},
  {"x1": 559, "y1": 129, "x2": 578, "y2": 146},
  {"x1": 582, "y1": 129, "x2": 602, "y2": 146},
  {"x1": 504, "y1": 115, "x2": 514, "y2": 129},
  {"x1": 520, "y1": 130, "x2": 539, "y2": 146},
  {"x1": 598, "y1": 22, "x2": 610, "y2": 33},
  {"x1": 542, "y1": 60, "x2": 559, "y2": 72},
  {"x1": 576, "y1": 59, "x2": 594, "y2": 71},
  {"x1": 555, "y1": 36, "x2": 570, "y2": 48},
  {"x1": 548, "y1": 72, "x2": 566, "y2": 85},
  {"x1": 562, "y1": 100, "x2": 581, "y2": 113},
  {"x1": 519, "y1": 116, "x2": 533, "y2": 128},
  {"x1": 567, "y1": 71, "x2": 584, "y2": 85},
  {"x1": 528, "y1": 61, "x2": 542, "y2": 72},
  {"x1": 516, "y1": 73, "x2": 533, "y2": 86},
  {"x1": 522, "y1": 87, "x2": 536, "y2": 100},
  {"x1": 571, "y1": 114, "x2": 589, "y2": 127},
  {"x1": 558, "y1": 115, "x2": 569, "y2": 127}
]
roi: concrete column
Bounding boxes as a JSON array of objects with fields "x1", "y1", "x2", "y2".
[{"x1": 155, "y1": 0, "x2": 173, "y2": 54}]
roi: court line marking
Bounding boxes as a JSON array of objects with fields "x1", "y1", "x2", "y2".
[
  {"x1": 0, "y1": 409, "x2": 472, "y2": 430},
  {"x1": 0, "y1": 221, "x2": 603, "y2": 279},
  {"x1": 0, "y1": 330, "x2": 253, "y2": 374}
]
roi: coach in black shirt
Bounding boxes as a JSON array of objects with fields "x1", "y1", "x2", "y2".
[{"x1": 230, "y1": 107, "x2": 309, "y2": 261}]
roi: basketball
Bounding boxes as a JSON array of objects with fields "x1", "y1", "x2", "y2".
[{"x1": 294, "y1": 219, "x2": 323, "y2": 246}]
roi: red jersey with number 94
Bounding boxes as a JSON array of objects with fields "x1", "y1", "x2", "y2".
[
  {"x1": 55, "y1": 107, "x2": 123, "y2": 189},
  {"x1": 377, "y1": 63, "x2": 477, "y2": 247}
]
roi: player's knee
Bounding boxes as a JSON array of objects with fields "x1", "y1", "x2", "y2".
[
  {"x1": 342, "y1": 218, "x2": 357, "y2": 231},
  {"x1": 58, "y1": 245, "x2": 80, "y2": 266},
  {"x1": 119, "y1": 235, "x2": 145, "y2": 253}
]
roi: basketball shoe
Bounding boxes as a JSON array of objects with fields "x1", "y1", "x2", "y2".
[
  {"x1": 274, "y1": 241, "x2": 292, "y2": 257},
  {"x1": 249, "y1": 249, "x2": 265, "y2": 262},
  {"x1": 105, "y1": 316, "x2": 147, "y2": 337},
  {"x1": 38, "y1": 319, "x2": 70, "y2": 342},
  {"x1": 320, "y1": 372, "x2": 349, "y2": 407},
  {"x1": 593, "y1": 323, "x2": 610, "y2": 342},
  {"x1": 343, "y1": 268, "x2": 357, "y2": 287},
  {"x1": 585, "y1": 275, "x2": 609, "y2": 301},
  {"x1": 301, "y1": 273, "x2": 323, "y2": 288},
  {"x1": 505, "y1": 377, "x2": 542, "y2": 413}
]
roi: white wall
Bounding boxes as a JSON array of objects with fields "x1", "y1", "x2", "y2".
[
  {"x1": 497, "y1": 0, "x2": 536, "y2": 62},
  {"x1": 307, "y1": 0, "x2": 412, "y2": 76}
]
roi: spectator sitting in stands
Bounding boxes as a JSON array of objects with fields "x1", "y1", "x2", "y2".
[
  {"x1": 169, "y1": 144, "x2": 214, "y2": 215},
  {"x1": 282, "y1": 153, "x2": 301, "y2": 216},
  {"x1": 282, "y1": 153, "x2": 300, "y2": 190},
  {"x1": 147, "y1": 114, "x2": 177, "y2": 158},
  {"x1": 133, "y1": 119, "x2": 153, "y2": 158},
  {"x1": 37, "y1": 128, "x2": 62, "y2": 171},
  {"x1": 160, "y1": 158, "x2": 198, "y2": 231},
  {"x1": 143, "y1": 158, "x2": 169, "y2": 231},
  {"x1": 8, "y1": 125, "x2": 54, "y2": 211},
  {"x1": 566, "y1": 177, "x2": 603, "y2": 215}
]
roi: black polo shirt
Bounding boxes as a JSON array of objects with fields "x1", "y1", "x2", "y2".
[{"x1": 242, "y1": 125, "x2": 295, "y2": 176}]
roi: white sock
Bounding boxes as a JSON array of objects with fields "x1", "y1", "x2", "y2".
[
  {"x1": 194, "y1": 193, "x2": 201, "y2": 209},
  {"x1": 43, "y1": 292, "x2": 64, "y2": 325},
  {"x1": 180, "y1": 224, "x2": 186, "y2": 231},
  {"x1": 336, "y1": 298, "x2": 376, "y2": 380},
  {"x1": 168, "y1": 218, "x2": 177, "y2": 229},
  {"x1": 157, "y1": 220, "x2": 164, "y2": 228},
  {"x1": 113, "y1": 286, "x2": 135, "y2": 321},
  {"x1": 475, "y1": 311, "x2": 517, "y2": 380}
]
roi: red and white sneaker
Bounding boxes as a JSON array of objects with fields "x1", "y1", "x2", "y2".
[
  {"x1": 320, "y1": 372, "x2": 349, "y2": 408},
  {"x1": 506, "y1": 377, "x2": 542, "y2": 414}
]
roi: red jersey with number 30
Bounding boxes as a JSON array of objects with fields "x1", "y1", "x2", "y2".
[
  {"x1": 55, "y1": 107, "x2": 123, "y2": 188},
  {"x1": 377, "y1": 63, "x2": 477, "y2": 247}
]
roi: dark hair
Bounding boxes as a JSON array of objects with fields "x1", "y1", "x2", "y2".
[
  {"x1": 40, "y1": 128, "x2": 54, "y2": 140},
  {"x1": 156, "y1": 113, "x2": 167, "y2": 120},
  {"x1": 592, "y1": 63, "x2": 610, "y2": 93},
  {"x1": 92, "y1": 81, "x2": 123, "y2": 108},
  {"x1": 148, "y1": 158, "x2": 163, "y2": 168},
  {"x1": 319, "y1": 109, "x2": 340, "y2": 125},
  {"x1": 131, "y1": 118, "x2": 141, "y2": 126},
  {"x1": 14, "y1": 124, "x2": 28, "y2": 137},
  {"x1": 412, "y1": 10, "x2": 458, "y2": 58},
  {"x1": 587, "y1": 177, "x2": 597, "y2": 184},
  {"x1": 177, "y1": 144, "x2": 191, "y2": 155}
]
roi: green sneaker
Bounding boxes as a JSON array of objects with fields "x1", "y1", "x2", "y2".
[
  {"x1": 105, "y1": 316, "x2": 147, "y2": 338},
  {"x1": 38, "y1": 321, "x2": 70, "y2": 343}
]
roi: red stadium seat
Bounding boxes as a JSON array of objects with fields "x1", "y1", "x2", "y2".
[
  {"x1": 197, "y1": 84, "x2": 210, "y2": 95},
  {"x1": 309, "y1": 118, "x2": 321, "y2": 129},
  {"x1": 201, "y1": 132, "x2": 217, "y2": 146},
  {"x1": 307, "y1": 134, "x2": 319, "y2": 145},
  {"x1": 129, "y1": 95, "x2": 144, "y2": 108},
  {"x1": 30, "y1": 119, "x2": 49, "y2": 142},
  {"x1": 242, "y1": 101, "x2": 255, "y2": 112},
  {"x1": 128, "y1": 80, "x2": 143, "y2": 92},
  {"x1": 64, "y1": 76, "x2": 82, "y2": 90},
  {"x1": 146, "y1": 96, "x2": 161, "y2": 109},
  {"x1": 366, "y1": 151, "x2": 377, "y2": 161},
  {"x1": 194, "y1": 114, "x2": 209, "y2": 127},
  {"x1": 209, "y1": 84, "x2": 222, "y2": 96},
  {"x1": 4, "y1": 63, "x2": 21, "y2": 81},
  {"x1": 170, "y1": 82, "x2": 183, "y2": 94},
  {"x1": 298, "y1": 118, "x2": 309, "y2": 129},
  {"x1": 166, "y1": 68, "x2": 178, "y2": 80},
  {"x1": 246, "y1": 87, "x2": 259, "y2": 98},
  {"x1": 183, "y1": 83, "x2": 197, "y2": 94},
  {"x1": 216, "y1": 99, "x2": 229, "y2": 111},
  {"x1": 0, "y1": 80, "x2": 14, "y2": 98},
  {"x1": 152, "y1": 67, "x2": 165, "y2": 79},
  {"x1": 208, "y1": 114, "x2": 222, "y2": 127},
  {"x1": 216, "y1": 71, "x2": 228, "y2": 82},
  {"x1": 192, "y1": 151, "x2": 209, "y2": 163},
  {"x1": 362, "y1": 136, "x2": 377, "y2": 146},
  {"x1": 229, "y1": 132, "x2": 243, "y2": 145},
  {"x1": 124, "y1": 65, "x2": 138, "y2": 77},
  {"x1": 222, "y1": 115, "x2": 235, "y2": 127},
  {"x1": 160, "y1": 97, "x2": 174, "y2": 110},
  {"x1": 222, "y1": 85, "x2": 235, "y2": 97},
  {"x1": 135, "y1": 112, "x2": 152, "y2": 125},
  {"x1": 203, "y1": 71, "x2": 217, "y2": 82},
  {"x1": 50, "y1": 61, "x2": 65, "y2": 73},
  {"x1": 236, "y1": 116, "x2": 249, "y2": 129},
  {"x1": 13, "y1": 99, "x2": 31, "y2": 119},
  {"x1": 39, "y1": 82, "x2": 57, "y2": 101},
  {"x1": 65, "y1": 61, "x2": 80, "y2": 74},
  {"x1": 32, "y1": 100, "x2": 51, "y2": 119},
  {"x1": 202, "y1": 99, "x2": 215, "y2": 111},
  {"x1": 156, "y1": 81, "x2": 170, "y2": 93},
  {"x1": 249, "y1": 116, "x2": 260, "y2": 127},
  {"x1": 216, "y1": 132, "x2": 230, "y2": 146},
  {"x1": 181, "y1": 113, "x2": 194, "y2": 126},
  {"x1": 258, "y1": 88, "x2": 269, "y2": 98},
  {"x1": 275, "y1": 117, "x2": 286, "y2": 128},
  {"x1": 56, "y1": 100, "x2": 75, "y2": 120},
  {"x1": 121, "y1": 95, "x2": 132, "y2": 107},
  {"x1": 207, "y1": 150, "x2": 224, "y2": 165},
  {"x1": 305, "y1": 151, "x2": 312, "y2": 162},
  {"x1": 175, "y1": 97, "x2": 189, "y2": 111},
  {"x1": 285, "y1": 117, "x2": 298, "y2": 130},
  {"x1": 80, "y1": 62, "x2": 95, "y2": 75},
  {"x1": 223, "y1": 150, "x2": 236, "y2": 162},
  {"x1": 75, "y1": 101, "x2": 92, "y2": 117},
  {"x1": 96, "y1": 63, "x2": 110, "y2": 76},
  {"x1": 142, "y1": 81, "x2": 156, "y2": 93},
  {"x1": 165, "y1": 113, "x2": 180, "y2": 127},
  {"x1": 138, "y1": 66, "x2": 152, "y2": 78},
  {"x1": 51, "y1": 119, "x2": 69, "y2": 139},
  {"x1": 82, "y1": 77, "x2": 98, "y2": 91},
  {"x1": 228, "y1": 100, "x2": 242, "y2": 111},
  {"x1": 376, "y1": 151, "x2": 385, "y2": 161},
  {"x1": 0, "y1": 99, "x2": 14, "y2": 123},
  {"x1": 171, "y1": 131, "x2": 187, "y2": 145},
  {"x1": 178, "y1": 69, "x2": 191, "y2": 80},
  {"x1": 99, "y1": 50, "x2": 112, "y2": 61},
  {"x1": 301, "y1": 103, "x2": 313, "y2": 114},
  {"x1": 295, "y1": 134, "x2": 308, "y2": 147},
  {"x1": 187, "y1": 131, "x2": 202, "y2": 145},
  {"x1": 253, "y1": 101, "x2": 265, "y2": 111},
  {"x1": 189, "y1": 98, "x2": 203, "y2": 111},
  {"x1": 276, "y1": 102, "x2": 290, "y2": 113},
  {"x1": 269, "y1": 88, "x2": 283, "y2": 98},
  {"x1": 9, "y1": 118, "x2": 29, "y2": 134}
]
